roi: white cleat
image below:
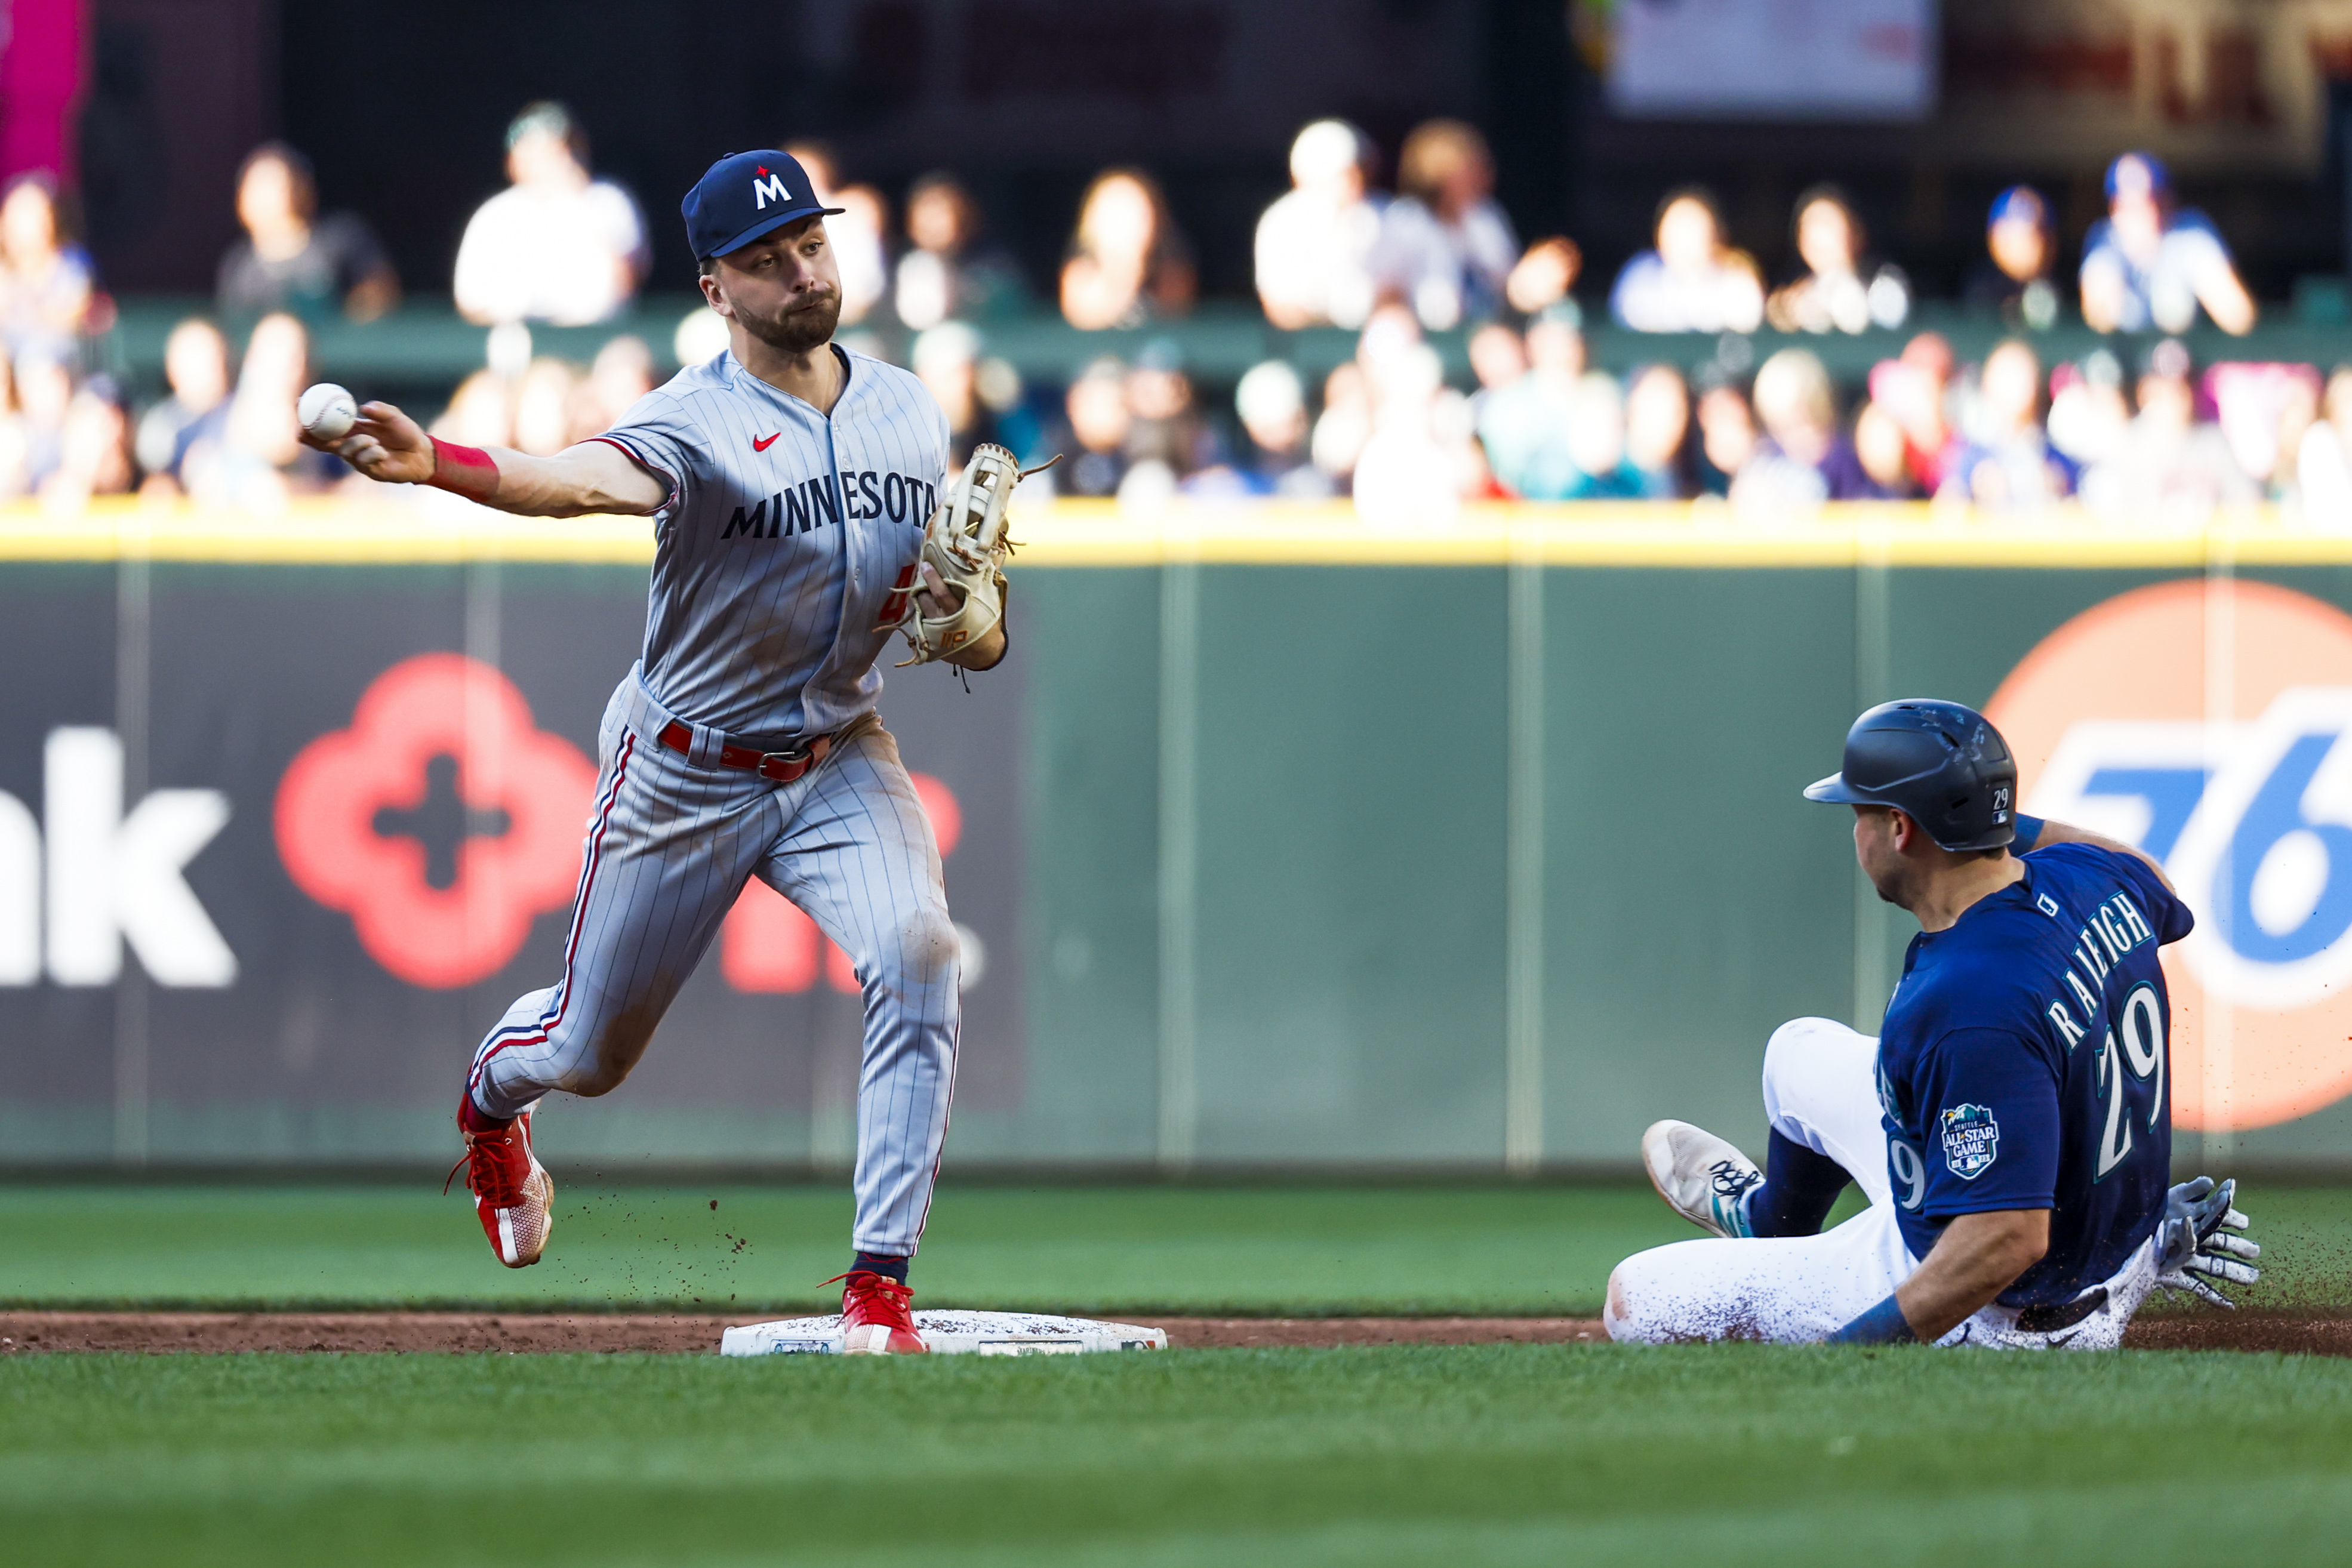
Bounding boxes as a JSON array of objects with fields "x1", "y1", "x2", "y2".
[{"x1": 1642, "y1": 1119, "x2": 1761, "y2": 1239}]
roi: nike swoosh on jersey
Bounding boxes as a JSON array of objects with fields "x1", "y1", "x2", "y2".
[{"x1": 753, "y1": 432, "x2": 781, "y2": 451}]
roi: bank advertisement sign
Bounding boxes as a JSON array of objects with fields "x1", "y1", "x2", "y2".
[{"x1": 0, "y1": 567, "x2": 1023, "y2": 1164}]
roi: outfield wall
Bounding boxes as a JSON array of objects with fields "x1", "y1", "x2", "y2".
[{"x1": 4, "y1": 498, "x2": 2350, "y2": 1170}]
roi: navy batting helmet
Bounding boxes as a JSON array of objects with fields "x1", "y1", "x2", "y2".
[{"x1": 1803, "y1": 700, "x2": 2019, "y2": 852}]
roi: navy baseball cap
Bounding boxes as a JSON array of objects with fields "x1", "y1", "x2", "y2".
[{"x1": 683, "y1": 150, "x2": 843, "y2": 263}]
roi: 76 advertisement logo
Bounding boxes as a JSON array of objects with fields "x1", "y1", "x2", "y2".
[
  {"x1": 2033, "y1": 691, "x2": 2352, "y2": 1013},
  {"x1": 1989, "y1": 578, "x2": 2352, "y2": 1130}
]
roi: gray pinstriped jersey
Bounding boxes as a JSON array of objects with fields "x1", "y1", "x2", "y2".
[{"x1": 595, "y1": 346, "x2": 949, "y2": 739}]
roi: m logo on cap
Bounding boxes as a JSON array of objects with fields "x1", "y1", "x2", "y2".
[{"x1": 753, "y1": 172, "x2": 790, "y2": 209}]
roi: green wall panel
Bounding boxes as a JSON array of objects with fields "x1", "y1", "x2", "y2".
[
  {"x1": 1189, "y1": 566, "x2": 1509, "y2": 1162},
  {"x1": 1018, "y1": 568, "x2": 1164, "y2": 1160},
  {"x1": 1539, "y1": 568, "x2": 1861, "y2": 1163}
]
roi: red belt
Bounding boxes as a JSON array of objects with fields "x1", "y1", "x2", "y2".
[{"x1": 657, "y1": 720, "x2": 831, "y2": 783}]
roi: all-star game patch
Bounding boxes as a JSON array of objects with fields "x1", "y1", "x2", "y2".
[{"x1": 1940, "y1": 1103, "x2": 2000, "y2": 1180}]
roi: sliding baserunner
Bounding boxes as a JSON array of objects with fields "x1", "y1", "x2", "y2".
[
  {"x1": 1611, "y1": 700, "x2": 2259, "y2": 1348},
  {"x1": 304, "y1": 150, "x2": 1030, "y2": 1354}
]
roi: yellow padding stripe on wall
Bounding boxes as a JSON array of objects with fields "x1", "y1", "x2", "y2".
[{"x1": 1, "y1": 498, "x2": 2345, "y2": 569}]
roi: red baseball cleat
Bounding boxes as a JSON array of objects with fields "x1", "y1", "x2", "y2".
[
  {"x1": 448, "y1": 1098, "x2": 554, "y2": 1267},
  {"x1": 834, "y1": 1270, "x2": 928, "y2": 1354}
]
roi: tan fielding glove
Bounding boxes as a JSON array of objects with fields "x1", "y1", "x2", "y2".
[{"x1": 879, "y1": 443, "x2": 1039, "y2": 666}]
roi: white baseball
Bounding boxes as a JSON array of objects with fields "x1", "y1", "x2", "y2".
[{"x1": 297, "y1": 383, "x2": 358, "y2": 443}]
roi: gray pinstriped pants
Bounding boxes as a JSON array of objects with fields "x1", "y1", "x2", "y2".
[{"x1": 467, "y1": 670, "x2": 959, "y2": 1256}]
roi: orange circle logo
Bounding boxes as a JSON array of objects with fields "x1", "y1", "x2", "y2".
[{"x1": 1987, "y1": 578, "x2": 2352, "y2": 1130}]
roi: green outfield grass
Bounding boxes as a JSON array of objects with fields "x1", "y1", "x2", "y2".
[
  {"x1": 7, "y1": 1344, "x2": 2352, "y2": 1567},
  {"x1": 2, "y1": 1179, "x2": 2348, "y2": 1316},
  {"x1": 6, "y1": 1182, "x2": 2351, "y2": 1567},
  {"x1": 0, "y1": 1181, "x2": 1692, "y2": 1315}
]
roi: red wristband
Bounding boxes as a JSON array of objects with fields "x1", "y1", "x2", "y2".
[{"x1": 428, "y1": 438, "x2": 500, "y2": 500}]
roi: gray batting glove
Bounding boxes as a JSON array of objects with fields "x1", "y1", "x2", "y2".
[{"x1": 2155, "y1": 1176, "x2": 2261, "y2": 1308}]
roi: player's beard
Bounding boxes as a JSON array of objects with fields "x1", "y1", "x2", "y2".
[
  {"x1": 1864, "y1": 852, "x2": 1932, "y2": 913},
  {"x1": 736, "y1": 284, "x2": 843, "y2": 356}
]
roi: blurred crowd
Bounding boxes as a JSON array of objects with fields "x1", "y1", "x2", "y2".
[
  {"x1": 8, "y1": 97, "x2": 2346, "y2": 522},
  {"x1": 984, "y1": 302, "x2": 2352, "y2": 526},
  {"x1": 888, "y1": 131, "x2": 2312, "y2": 526},
  {"x1": 0, "y1": 106, "x2": 663, "y2": 512}
]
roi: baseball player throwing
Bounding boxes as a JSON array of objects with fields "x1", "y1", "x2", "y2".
[
  {"x1": 303, "y1": 151, "x2": 1020, "y2": 1353},
  {"x1": 1609, "y1": 700, "x2": 2261, "y2": 1347}
]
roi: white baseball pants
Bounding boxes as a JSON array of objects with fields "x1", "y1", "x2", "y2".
[
  {"x1": 467, "y1": 668, "x2": 959, "y2": 1256},
  {"x1": 1603, "y1": 1017, "x2": 2158, "y2": 1348}
]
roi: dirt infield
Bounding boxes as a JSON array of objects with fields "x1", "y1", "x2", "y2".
[{"x1": 2, "y1": 1311, "x2": 2348, "y2": 1355}]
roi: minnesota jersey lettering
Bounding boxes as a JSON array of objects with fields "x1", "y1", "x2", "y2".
[
  {"x1": 718, "y1": 473, "x2": 935, "y2": 542},
  {"x1": 593, "y1": 349, "x2": 949, "y2": 737},
  {"x1": 721, "y1": 496, "x2": 768, "y2": 538}
]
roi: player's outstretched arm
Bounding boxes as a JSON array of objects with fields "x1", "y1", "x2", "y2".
[{"x1": 303, "y1": 401, "x2": 670, "y2": 518}]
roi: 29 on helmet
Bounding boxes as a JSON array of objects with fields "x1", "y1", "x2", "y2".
[{"x1": 1803, "y1": 699, "x2": 2019, "y2": 852}]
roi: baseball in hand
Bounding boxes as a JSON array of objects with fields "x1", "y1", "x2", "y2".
[{"x1": 297, "y1": 383, "x2": 359, "y2": 443}]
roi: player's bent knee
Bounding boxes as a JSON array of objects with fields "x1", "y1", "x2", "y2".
[
  {"x1": 1766, "y1": 1015, "x2": 1848, "y2": 1064},
  {"x1": 1763, "y1": 1015, "x2": 1853, "y2": 1093},
  {"x1": 1602, "y1": 1259, "x2": 1673, "y2": 1344},
  {"x1": 888, "y1": 904, "x2": 962, "y2": 990},
  {"x1": 566, "y1": 1062, "x2": 629, "y2": 1098},
  {"x1": 561, "y1": 1009, "x2": 661, "y2": 1097}
]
